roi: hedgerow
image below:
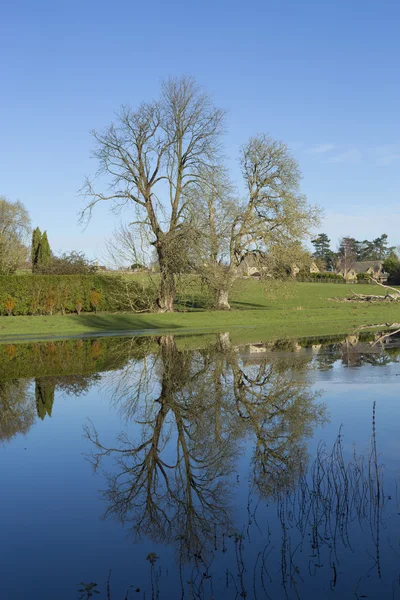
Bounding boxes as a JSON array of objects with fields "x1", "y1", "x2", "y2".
[{"x1": 0, "y1": 275, "x2": 154, "y2": 316}]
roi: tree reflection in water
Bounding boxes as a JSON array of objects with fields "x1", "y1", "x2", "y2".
[
  {"x1": 0, "y1": 379, "x2": 35, "y2": 442},
  {"x1": 1, "y1": 331, "x2": 399, "y2": 598},
  {"x1": 84, "y1": 333, "x2": 328, "y2": 596}
]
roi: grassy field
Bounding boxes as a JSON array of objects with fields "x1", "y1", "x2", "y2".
[{"x1": 0, "y1": 280, "x2": 399, "y2": 343}]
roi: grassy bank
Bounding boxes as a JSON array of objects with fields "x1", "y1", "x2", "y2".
[{"x1": 0, "y1": 281, "x2": 398, "y2": 343}]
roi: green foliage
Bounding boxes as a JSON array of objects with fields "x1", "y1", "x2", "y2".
[
  {"x1": 311, "y1": 233, "x2": 336, "y2": 270},
  {"x1": 356, "y1": 272, "x2": 372, "y2": 282},
  {"x1": 37, "y1": 231, "x2": 52, "y2": 269},
  {"x1": 383, "y1": 254, "x2": 399, "y2": 275},
  {"x1": 32, "y1": 228, "x2": 53, "y2": 272},
  {"x1": 383, "y1": 254, "x2": 400, "y2": 283},
  {"x1": 31, "y1": 227, "x2": 42, "y2": 272},
  {"x1": 297, "y1": 271, "x2": 344, "y2": 282},
  {"x1": 356, "y1": 234, "x2": 395, "y2": 261},
  {"x1": 0, "y1": 274, "x2": 154, "y2": 316}
]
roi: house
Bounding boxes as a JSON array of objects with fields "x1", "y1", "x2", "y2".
[
  {"x1": 310, "y1": 261, "x2": 321, "y2": 274},
  {"x1": 336, "y1": 260, "x2": 387, "y2": 282},
  {"x1": 292, "y1": 261, "x2": 320, "y2": 276},
  {"x1": 236, "y1": 253, "x2": 265, "y2": 277},
  {"x1": 237, "y1": 254, "x2": 321, "y2": 278}
]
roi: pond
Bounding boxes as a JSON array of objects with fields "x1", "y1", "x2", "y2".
[{"x1": 1, "y1": 328, "x2": 400, "y2": 599}]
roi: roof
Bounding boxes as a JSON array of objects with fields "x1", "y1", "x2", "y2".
[
  {"x1": 237, "y1": 253, "x2": 263, "y2": 272},
  {"x1": 350, "y1": 260, "x2": 384, "y2": 274}
]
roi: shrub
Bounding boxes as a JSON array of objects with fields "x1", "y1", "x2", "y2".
[
  {"x1": 38, "y1": 251, "x2": 98, "y2": 275},
  {"x1": 356, "y1": 272, "x2": 372, "y2": 282},
  {"x1": 0, "y1": 274, "x2": 154, "y2": 316},
  {"x1": 296, "y1": 272, "x2": 344, "y2": 283}
]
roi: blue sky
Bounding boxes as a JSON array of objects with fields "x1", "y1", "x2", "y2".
[{"x1": 1, "y1": 0, "x2": 399, "y2": 258}]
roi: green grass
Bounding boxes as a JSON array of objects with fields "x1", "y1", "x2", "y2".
[{"x1": 0, "y1": 281, "x2": 399, "y2": 343}]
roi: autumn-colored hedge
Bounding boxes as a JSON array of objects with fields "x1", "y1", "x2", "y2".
[{"x1": 0, "y1": 274, "x2": 153, "y2": 316}]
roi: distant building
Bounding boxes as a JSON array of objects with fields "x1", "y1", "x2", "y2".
[
  {"x1": 336, "y1": 260, "x2": 387, "y2": 282},
  {"x1": 292, "y1": 261, "x2": 320, "y2": 276},
  {"x1": 237, "y1": 253, "x2": 263, "y2": 277},
  {"x1": 237, "y1": 254, "x2": 321, "y2": 278}
]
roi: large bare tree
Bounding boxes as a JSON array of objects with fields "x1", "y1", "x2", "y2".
[
  {"x1": 191, "y1": 135, "x2": 320, "y2": 309},
  {"x1": 81, "y1": 76, "x2": 225, "y2": 312}
]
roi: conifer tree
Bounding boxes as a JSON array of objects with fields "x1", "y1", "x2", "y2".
[
  {"x1": 37, "y1": 231, "x2": 52, "y2": 269},
  {"x1": 31, "y1": 227, "x2": 42, "y2": 272}
]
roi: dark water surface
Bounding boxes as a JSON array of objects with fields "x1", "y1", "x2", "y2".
[{"x1": 1, "y1": 329, "x2": 400, "y2": 599}]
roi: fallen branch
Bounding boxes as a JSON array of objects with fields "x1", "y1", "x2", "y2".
[
  {"x1": 332, "y1": 277, "x2": 400, "y2": 303},
  {"x1": 366, "y1": 277, "x2": 400, "y2": 296},
  {"x1": 354, "y1": 323, "x2": 400, "y2": 332},
  {"x1": 332, "y1": 294, "x2": 400, "y2": 303}
]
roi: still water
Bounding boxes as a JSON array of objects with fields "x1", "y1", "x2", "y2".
[{"x1": 1, "y1": 329, "x2": 400, "y2": 599}]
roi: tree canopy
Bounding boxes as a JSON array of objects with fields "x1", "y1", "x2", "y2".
[{"x1": 190, "y1": 137, "x2": 320, "y2": 308}]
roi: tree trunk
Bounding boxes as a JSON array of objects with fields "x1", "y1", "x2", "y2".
[
  {"x1": 156, "y1": 249, "x2": 175, "y2": 312},
  {"x1": 216, "y1": 331, "x2": 232, "y2": 351},
  {"x1": 214, "y1": 288, "x2": 231, "y2": 310}
]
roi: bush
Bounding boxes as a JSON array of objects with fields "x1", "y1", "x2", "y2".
[
  {"x1": 37, "y1": 251, "x2": 98, "y2": 275},
  {"x1": 356, "y1": 272, "x2": 372, "y2": 282},
  {"x1": 0, "y1": 274, "x2": 155, "y2": 316},
  {"x1": 383, "y1": 255, "x2": 400, "y2": 284},
  {"x1": 296, "y1": 272, "x2": 344, "y2": 283}
]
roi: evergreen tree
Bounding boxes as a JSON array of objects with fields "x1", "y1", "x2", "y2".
[
  {"x1": 372, "y1": 234, "x2": 395, "y2": 259},
  {"x1": 356, "y1": 234, "x2": 395, "y2": 261},
  {"x1": 356, "y1": 239, "x2": 374, "y2": 261},
  {"x1": 311, "y1": 233, "x2": 335, "y2": 271},
  {"x1": 37, "y1": 231, "x2": 52, "y2": 269},
  {"x1": 31, "y1": 227, "x2": 42, "y2": 272}
]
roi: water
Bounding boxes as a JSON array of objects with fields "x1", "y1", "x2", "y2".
[{"x1": 1, "y1": 329, "x2": 400, "y2": 599}]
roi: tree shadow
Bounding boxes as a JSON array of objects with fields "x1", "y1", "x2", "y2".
[
  {"x1": 77, "y1": 313, "x2": 184, "y2": 334},
  {"x1": 230, "y1": 300, "x2": 270, "y2": 309}
]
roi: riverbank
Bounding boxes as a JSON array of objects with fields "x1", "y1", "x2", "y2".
[{"x1": 0, "y1": 282, "x2": 398, "y2": 343}]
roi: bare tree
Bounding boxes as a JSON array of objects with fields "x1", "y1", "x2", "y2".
[
  {"x1": 81, "y1": 76, "x2": 226, "y2": 312},
  {"x1": 103, "y1": 223, "x2": 149, "y2": 270},
  {"x1": 337, "y1": 236, "x2": 357, "y2": 277},
  {"x1": 0, "y1": 197, "x2": 31, "y2": 274},
  {"x1": 190, "y1": 135, "x2": 320, "y2": 309}
]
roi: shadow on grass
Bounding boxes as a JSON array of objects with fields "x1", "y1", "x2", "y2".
[
  {"x1": 77, "y1": 313, "x2": 183, "y2": 333},
  {"x1": 230, "y1": 300, "x2": 270, "y2": 309},
  {"x1": 174, "y1": 297, "x2": 209, "y2": 310}
]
